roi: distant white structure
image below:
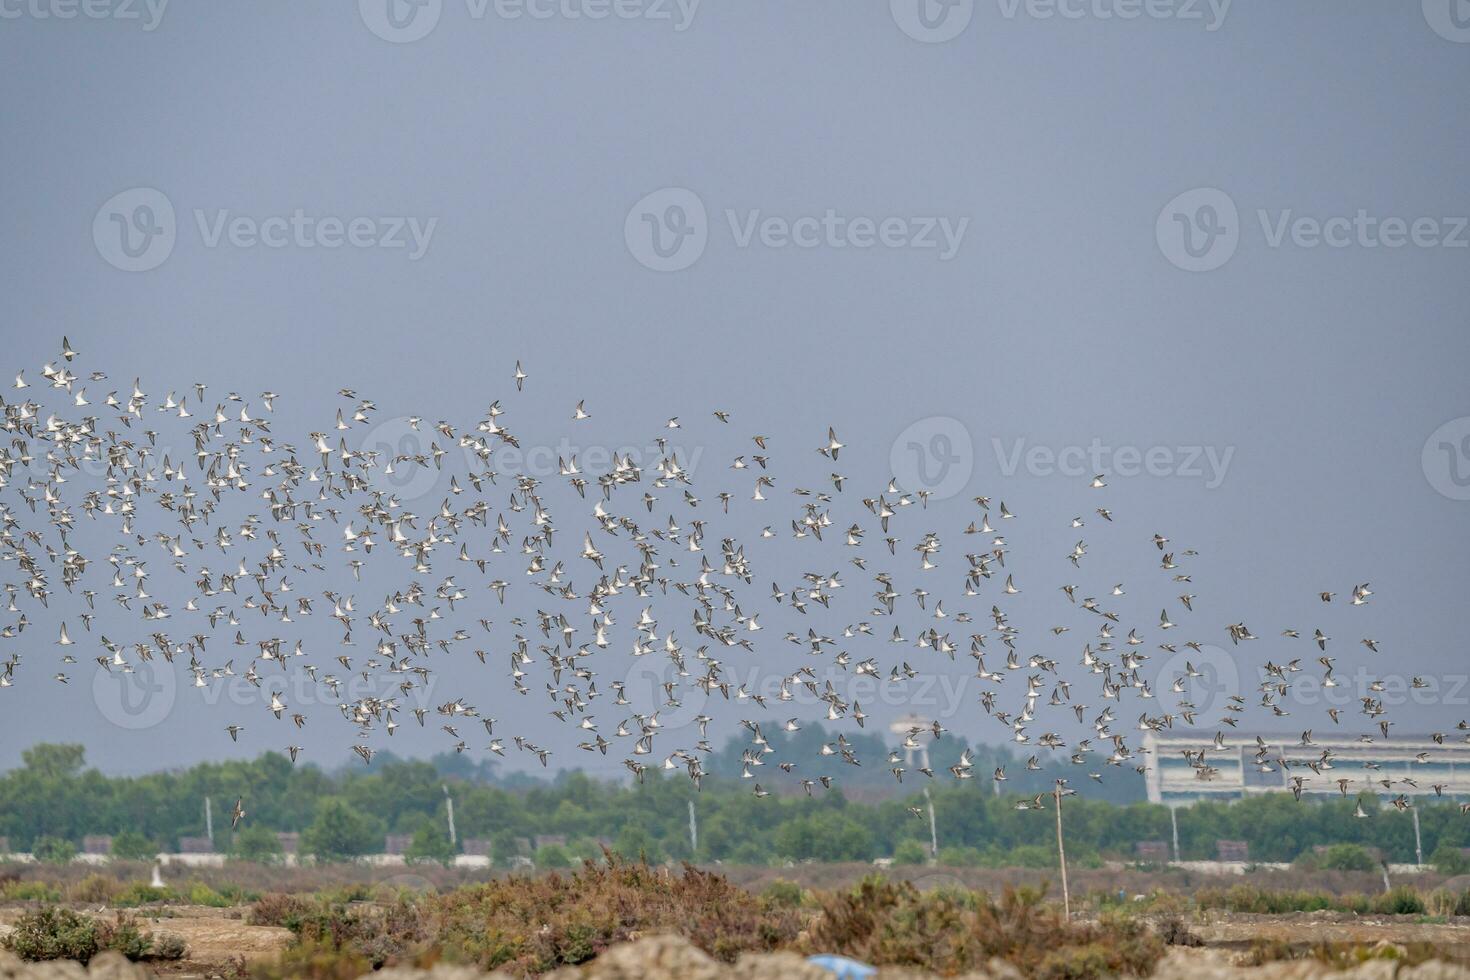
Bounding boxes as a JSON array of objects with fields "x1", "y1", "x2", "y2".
[
  {"x1": 1142, "y1": 730, "x2": 1470, "y2": 805},
  {"x1": 890, "y1": 714, "x2": 933, "y2": 772}
]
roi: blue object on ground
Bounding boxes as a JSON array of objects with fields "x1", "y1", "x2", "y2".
[{"x1": 807, "y1": 954, "x2": 879, "y2": 978}]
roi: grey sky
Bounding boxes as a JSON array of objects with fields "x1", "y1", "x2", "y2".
[{"x1": 1, "y1": 1, "x2": 1468, "y2": 779}]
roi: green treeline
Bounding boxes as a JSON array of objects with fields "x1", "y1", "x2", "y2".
[{"x1": 2, "y1": 741, "x2": 1465, "y2": 867}]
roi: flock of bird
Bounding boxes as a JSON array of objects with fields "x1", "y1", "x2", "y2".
[{"x1": 0, "y1": 338, "x2": 1460, "y2": 823}]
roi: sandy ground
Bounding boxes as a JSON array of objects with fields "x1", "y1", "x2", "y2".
[
  {"x1": 0, "y1": 906, "x2": 292, "y2": 968},
  {"x1": 5, "y1": 903, "x2": 1470, "y2": 976}
]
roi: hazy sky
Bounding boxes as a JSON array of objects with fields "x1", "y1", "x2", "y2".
[{"x1": 1, "y1": 1, "x2": 1468, "y2": 778}]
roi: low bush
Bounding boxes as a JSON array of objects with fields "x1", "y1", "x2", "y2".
[
  {"x1": 2, "y1": 907, "x2": 101, "y2": 962},
  {"x1": 0, "y1": 907, "x2": 186, "y2": 964},
  {"x1": 111, "y1": 882, "x2": 179, "y2": 907},
  {"x1": 249, "y1": 892, "x2": 317, "y2": 930},
  {"x1": 1, "y1": 880, "x2": 64, "y2": 903},
  {"x1": 430, "y1": 852, "x2": 801, "y2": 973},
  {"x1": 800, "y1": 877, "x2": 1163, "y2": 978}
]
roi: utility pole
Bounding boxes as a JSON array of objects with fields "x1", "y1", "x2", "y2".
[
  {"x1": 442, "y1": 785, "x2": 457, "y2": 846},
  {"x1": 1170, "y1": 805, "x2": 1181, "y2": 863},
  {"x1": 924, "y1": 786, "x2": 938, "y2": 861},
  {"x1": 688, "y1": 800, "x2": 697, "y2": 856},
  {"x1": 1054, "y1": 781, "x2": 1071, "y2": 919},
  {"x1": 205, "y1": 796, "x2": 214, "y2": 847},
  {"x1": 1411, "y1": 806, "x2": 1423, "y2": 868}
]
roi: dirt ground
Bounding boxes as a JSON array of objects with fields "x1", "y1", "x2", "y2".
[
  {"x1": 5, "y1": 902, "x2": 1470, "y2": 977},
  {"x1": 0, "y1": 905, "x2": 292, "y2": 971}
]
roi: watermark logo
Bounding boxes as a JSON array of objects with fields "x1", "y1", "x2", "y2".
[
  {"x1": 621, "y1": 657, "x2": 709, "y2": 734},
  {"x1": 891, "y1": 0, "x2": 974, "y2": 42},
  {"x1": 995, "y1": 0, "x2": 1230, "y2": 29},
  {"x1": 625, "y1": 187, "x2": 707, "y2": 272},
  {"x1": 626, "y1": 187, "x2": 969, "y2": 271},
  {"x1": 361, "y1": 0, "x2": 698, "y2": 41},
  {"x1": 992, "y1": 437, "x2": 1234, "y2": 488},
  {"x1": 360, "y1": 0, "x2": 443, "y2": 42},
  {"x1": 1423, "y1": 0, "x2": 1470, "y2": 42},
  {"x1": 1160, "y1": 187, "x2": 1469, "y2": 271},
  {"x1": 1156, "y1": 644, "x2": 1238, "y2": 716},
  {"x1": 92, "y1": 659, "x2": 177, "y2": 730},
  {"x1": 1423, "y1": 417, "x2": 1470, "y2": 501},
  {"x1": 0, "y1": 0, "x2": 169, "y2": 30},
  {"x1": 1156, "y1": 187, "x2": 1238, "y2": 272},
  {"x1": 93, "y1": 188, "x2": 437, "y2": 271},
  {"x1": 360, "y1": 416, "x2": 445, "y2": 502},
  {"x1": 890, "y1": 417, "x2": 973, "y2": 500},
  {"x1": 93, "y1": 187, "x2": 176, "y2": 272}
]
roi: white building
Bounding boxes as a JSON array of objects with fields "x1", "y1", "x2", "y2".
[{"x1": 1141, "y1": 730, "x2": 1470, "y2": 805}]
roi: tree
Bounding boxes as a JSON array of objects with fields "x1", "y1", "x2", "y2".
[
  {"x1": 21, "y1": 745, "x2": 86, "y2": 780},
  {"x1": 1431, "y1": 843, "x2": 1470, "y2": 876},
  {"x1": 301, "y1": 798, "x2": 380, "y2": 863},
  {"x1": 1319, "y1": 843, "x2": 1376, "y2": 872},
  {"x1": 110, "y1": 830, "x2": 157, "y2": 862},
  {"x1": 535, "y1": 843, "x2": 572, "y2": 868},
  {"x1": 893, "y1": 839, "x2": 929, "y2": 864},
  {"x1": 32, "y1": 836, "x2": 77, "y2": 865},
  {"x1": 230, "y1": 825, "x2": 285, "y2": 865},
  {"x1": 404, "y1": 821, "x2": 455, "y2": 867}
]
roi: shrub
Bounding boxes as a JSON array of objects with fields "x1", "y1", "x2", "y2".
[
  {"x1": 759, "y1": 879, "x2": 805, "y2": 909},
  {"x1": 2, "y1": 880, "x2": 64, "y2": 903},
  {"x1": 801, "y1": 877, "x2": 1163, "y2": 978},
  {"x1": 250, "y1": 940, "x2": 370, "y2": 980},
  {"x1": 430, "y1": 853, "x2": 801, "y2": 973},
  {"x1": 95, "y1": 915, "x2": 152, "y2": 961},
  {"x1": 1374, "y1": 887, "x2": 1426, "y2": 916},
  {"x1": 112, "y1": 882, "x2": 178, "y2": 907},
  {"x1": 70, "y1": 874, "x2": 123, "y2": 904},
  {"x1": 151, "y1": 932, "x2": 188, "y2": 961},
  {"x1": 186, "y1": 881, "x2": 235, "y2": 907},
  {"x1": 248, "y1": 893, "x2": 316, "y2": 930},
  {"x1": 2, "y1": 907, "x2": 100, "y2": 962}
]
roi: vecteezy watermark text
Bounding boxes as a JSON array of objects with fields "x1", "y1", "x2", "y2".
[
  {"x1": 625, "y1": 187, "x2": 968, "y2": 272},
  {"x1": 94, "y1": 188, "x2": 438, "y2": 271},
  {"x1": 993, "y1": 437, "x2": 1234, "y2": 488},
  {"x1": 1157, "y1": 187, "x2": 1468, "y2": 272},
  {"x1": 358, "y1": 0, "x2": 700, "y2": 43},
  {"x1": 891, "y1": 0, "x2": 1229, "y2": 43},
  {"x1": 0, "y1": 0, "x2": 168, "y2": 30}
]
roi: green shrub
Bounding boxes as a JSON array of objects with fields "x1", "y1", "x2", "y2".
[
  {"x1": 2, "y1": 907, "x2": 100, "y2": 962},
  {"x1": 1374, "y1": 887, "x2": 1426, "y2": 916},
  {"x1": 759, "y1": 879, "x2": 805, "y2": 909},
  {"x1": 112, "y1": 882, "x2": 178, "y2": 907},
  {"x1": 151, "y1": 932, "x2": 188, "y2": 961},
  {"x1": 2, "y1": 880, "x2": 64, "y2": 903}
]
